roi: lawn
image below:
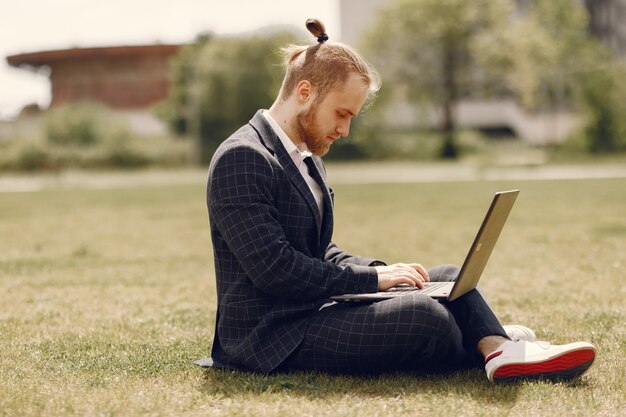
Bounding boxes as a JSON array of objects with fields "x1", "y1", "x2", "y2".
[{"x1": 0, "y1": 167, "x2": 624, "y2": 416}]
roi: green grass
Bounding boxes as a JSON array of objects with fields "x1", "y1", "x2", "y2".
[{"x1": 0, "y1": 168, "x2": 624, "y2": 416}]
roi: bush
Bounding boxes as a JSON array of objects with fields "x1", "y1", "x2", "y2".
[
  {"x1": 15, "y1": 140, "x2": 50, "y2": 171},
  {"x1": 98, "y1": 127, "x2": 149, "y2": 168},
  {"x1": 0, "y1": 137, "x2": 53, "y2": 171},
  {"x1": 579, "y1": 66, "x2": 626, "y2": 153},
  {"x1": 45, "y1": 102, "x2": 107, "y2": 146},
  {"x1": 0, "y1": 103, "x2": 194, "y2": 172}
]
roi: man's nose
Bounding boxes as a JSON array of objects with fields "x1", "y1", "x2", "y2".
[{"x1": 336, "y1": 120, "x2": 351, "y2": 138}]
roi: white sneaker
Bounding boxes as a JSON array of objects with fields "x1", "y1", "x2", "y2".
[
  {"x1": 485, "y1": 340, "x2": 596, "y2": 382},
  {"x1": 503, "y1": 325, "x2": 537, "y2": 342}
]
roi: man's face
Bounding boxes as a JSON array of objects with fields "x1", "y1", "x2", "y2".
[{"x1": 295, "y1": 73, "x2": 369, "y2": 156}]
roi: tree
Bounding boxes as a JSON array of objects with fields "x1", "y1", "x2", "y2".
[
  {"x1": 363, "y1": 0, "x2": 625, "y2": 156},
  {"x1": 363, "y1": 0, "x2": 512, "y2": 158},
  {"x1": 475, "y1": 0, "x2": 626, "y2": 152},
  {"x1": 160, "y1": 33, "x2": 214, "y2": 137},
  {"x1": 161, "y1": 30, "x2": 297, "y2": 164},
  {"x1": 475, "y1": 0, "x2": 596, "y2": 111},
  {"x1": 579, "y1": 62, "x2": 626, "y2": 153}
]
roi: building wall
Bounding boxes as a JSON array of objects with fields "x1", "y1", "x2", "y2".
[
  {"x1": 49, "y1": 53, "x2": 174, "y2": 109},
  {"x1": 339, "y1": 0, "x2": 387, "y2": 46}
]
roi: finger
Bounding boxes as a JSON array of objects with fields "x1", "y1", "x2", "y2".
[
  {"x1": 398, "y1": 263, "x2": 425, "y2": 283},
  {"x1": 394, "y1": 267, "x2": 425, "y2": 288},
  {"x1": 409, "y1": 263, "x2": 430, "y2": 282},
  {"x1": 395, "y1": 264, "x2": 424, "y2": 285},
  {"x1": 393, "y1": 276, "x2": 424, "y2": 289},
  {"x1": 379, "y1": 275, "x2": 422, "y2": 291},
  {"x1": 396, "y1": 263, "x2": 420, "y2": 276}
]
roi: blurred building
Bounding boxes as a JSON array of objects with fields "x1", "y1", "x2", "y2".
[
  {"x1": 7, "y1": 44, "x2": 182, "y2": 109},
  {"x1": 339, "y1": 0, "x2": 626, "y2": 145},
  {"x1": 6, "y1": 44, "x2": 183, "y2": 135},
  {"x1": 339, "y1": 0, "x2": 386, "y2": 48},
  {"x1": 585, "y1": 0, "x2": 626, "y2": 58}
]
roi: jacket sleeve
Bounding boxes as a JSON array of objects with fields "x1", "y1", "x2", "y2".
[
  {"x1": 323, "y1": 242, "x2": 386, "y2": 267},
  {"x1": 208, "y1": 145, "x2": 378, "y2": 300}
]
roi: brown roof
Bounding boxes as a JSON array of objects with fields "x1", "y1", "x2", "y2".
[{"x1": 6, "y1": 44, "x2": 184, "y2": 67}]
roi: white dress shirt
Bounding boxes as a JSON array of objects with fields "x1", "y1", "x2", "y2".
[{"x1": 262, "y1": 110, "x2": 324, "y2": 217}]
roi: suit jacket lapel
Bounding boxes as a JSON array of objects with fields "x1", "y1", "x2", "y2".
[{"x1": 248, "y1": 111, "x2": 323, "y2": 236}]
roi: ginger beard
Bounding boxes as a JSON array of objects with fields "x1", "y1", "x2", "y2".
[{"x1": 295, "y1": 101, "x2": 333, "y2": 157}]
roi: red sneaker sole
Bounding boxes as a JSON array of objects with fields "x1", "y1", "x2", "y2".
[{"x1": 493, "y1": 348, "x2": 595, "y2": 382}]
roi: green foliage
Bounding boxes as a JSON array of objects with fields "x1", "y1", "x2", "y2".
[
  {"x1": 466, "y1": 0, "x2": 626, "y2": 155},
  {"x1": 45, "y1": 102, "x2": 108, "y2": 146},
  {"x1": 157, "y1": 33, "x2": 215, "y2": 136},
  {"x1": 0, "y1": 137, "x2": 53, "y2": 171},
  {"x1": 99, "y1": 128, "x2": 150, "y2": 168},
  {"x1": 162, "y1": 30, "x2": 298, "y2": 164},
  {"x1": 578, "y1": 63, "x2": 626, "y2": 153},
  {"x1": 476, "y1": 0, "x2": 599, "y2": 111},
  {"x1": 363, "y1": 0, "x2": 513, "y2": 159},
  {"x1": 44, "y1": 102, "x2": 135, "y2": 155},
  {"x1": 15, "y1": 139, "x2": 50, "y2": 170},
  {"x1": 363, "y1": 0, "x2": 626, "y2": 156},
  {"x1": 0, "y1": 103, "x2": 193, "y2": 171}
]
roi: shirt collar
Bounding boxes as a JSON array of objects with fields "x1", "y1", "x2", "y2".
[{"x1": 262, "y1": 110, "x2": 312, "y2": 168}]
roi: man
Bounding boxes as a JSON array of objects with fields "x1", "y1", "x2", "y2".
[{"x1": 202, "y1": 21, "x2": 596, "y2": 382}]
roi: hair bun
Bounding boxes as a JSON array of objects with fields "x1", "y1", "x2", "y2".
[{"x1": 306, "y1": 18, "x2": 329, "y2": 43}]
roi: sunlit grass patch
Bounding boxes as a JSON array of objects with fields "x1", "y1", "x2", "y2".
[{"x1": 0, "y1": 170, "x2": 624, "y2": 416}]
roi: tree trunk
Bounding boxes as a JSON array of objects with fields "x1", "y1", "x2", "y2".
[{"x1": 440, "y1": 39, "x2": 459, "y2": 159}]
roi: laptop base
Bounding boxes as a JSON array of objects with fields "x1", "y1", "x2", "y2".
[{"x1": 331, "y1": 282, "x2": 453, "y2": 302}]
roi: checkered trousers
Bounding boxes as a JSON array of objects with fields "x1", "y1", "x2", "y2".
[{"x1": 281, "y1": 264, "x2": 508, "y2": 374}]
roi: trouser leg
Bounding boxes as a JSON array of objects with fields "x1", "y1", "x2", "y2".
[
  {"x1": 281, "y1": 264, "x2": 508, "y2": 374},
  {"x1": 281, "y1": 292, "x2": 470, "y2": 374},
  {"x1": 428, "y1": 264, "x2": 509, "y2": 355}
]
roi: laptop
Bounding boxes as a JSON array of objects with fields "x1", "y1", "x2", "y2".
[{"x1": 331, "y1": 190, "x2": 519, "y2": 303}]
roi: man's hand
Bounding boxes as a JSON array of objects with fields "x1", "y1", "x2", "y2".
[{"x1": 374, "y1": 263, "x2": 430, "y2": 291}]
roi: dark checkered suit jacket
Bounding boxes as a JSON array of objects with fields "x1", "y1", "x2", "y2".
[{"x1": 207, "y1": 110, "x2": 380, "y2": 373}]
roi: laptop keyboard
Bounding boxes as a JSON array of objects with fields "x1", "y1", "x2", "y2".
[{"x1": 385, "y1": 282, "x2": 448, "y2": 294}]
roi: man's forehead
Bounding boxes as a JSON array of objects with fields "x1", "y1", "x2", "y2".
[{"x1": 327, "y1": 78, "x2": 368, "y2": 113}]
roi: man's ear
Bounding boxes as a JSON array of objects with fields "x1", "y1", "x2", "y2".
[{"x1": 295, "y1": 80, "x2": 314, "y2": 104}]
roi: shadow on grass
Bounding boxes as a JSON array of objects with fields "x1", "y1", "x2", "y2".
[{"x1": 199, "y1": 367, "x2": 523, "y2": 407}]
